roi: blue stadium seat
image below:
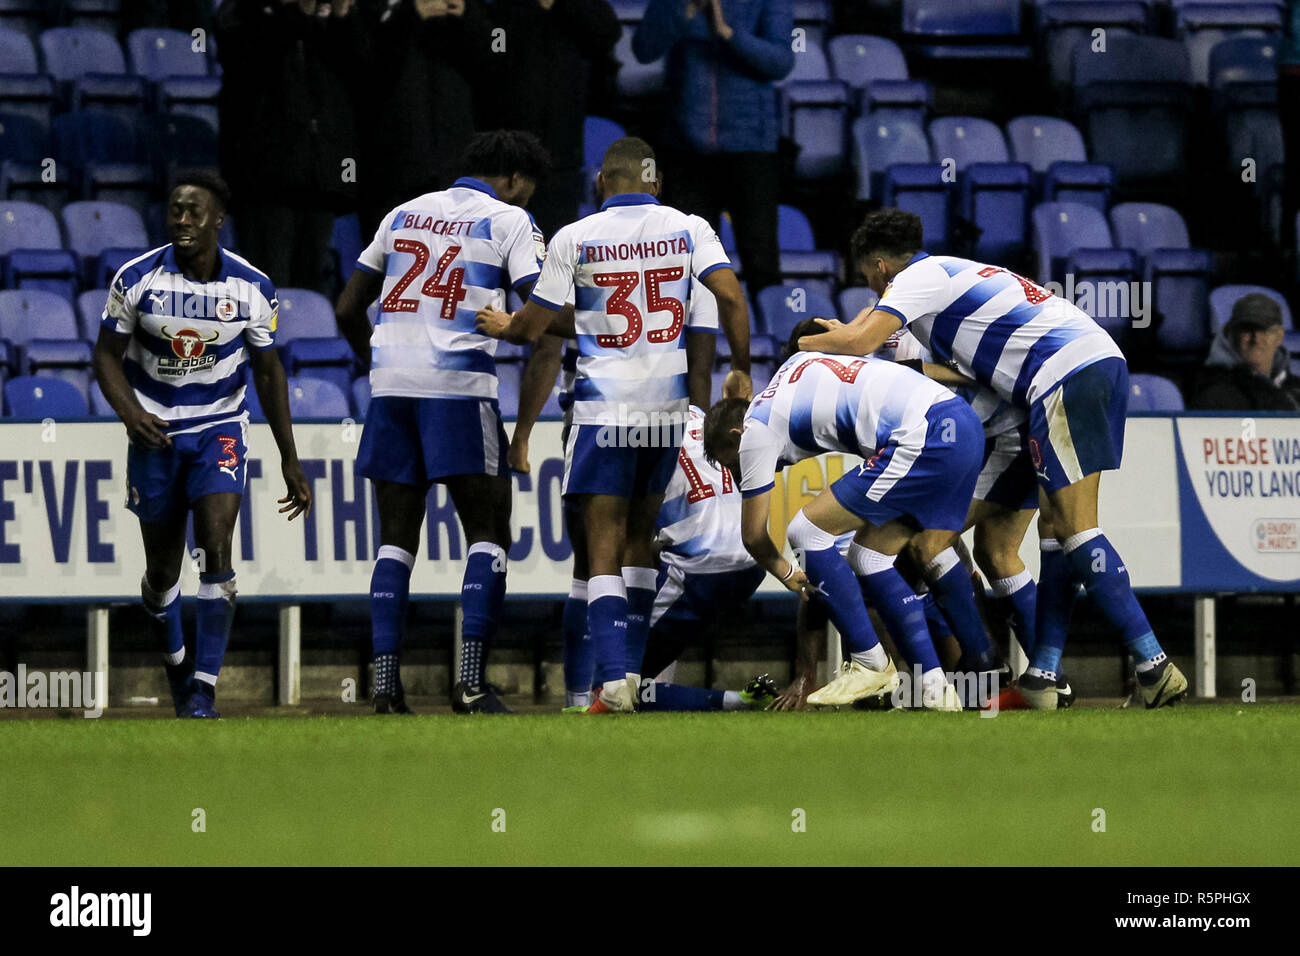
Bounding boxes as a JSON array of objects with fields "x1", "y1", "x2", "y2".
[
  {"x1": 793, "y1": 0, "x2": 833, "y2": 47},
  {"x1": 839, "y1": 286, "x2": 879, "y2": 320},
  {"x1": 244, "y1": 373, "x2": 266, "y2": 422},
  {"x1": 126, "y1": 28, "x2": 210, "y2": 80},
  {"x1": 76, "y1": 288, "x2": 108, "y2": 340},
  {"x1": 1147, "y1": 248, "x2": 1213, "y2": 359},
  {"x1": 281, "y1": 337, "x2": 357, "y2": 397},
  {"x1": 1109, "y1": 202, "x2": 1190, "y2": 258},
  {"x1": 614, "y1": 26, "x2": 665, "y2": 98},
  {"x1": 1042, "y1": 161, "x2": 1113, "y2": 212},
  {"x1": 0, "y1": 25, "x2": 37, "y2": 71},
  {"x1": 0, "y1": 288, "x2": 79, "y2": 345},
  {"x1": 718, "y1": 213, "x2": 741, "y2": 273},
  {"x1": 276, "y1": 288, "x2": 338, "y2": 343},
  {"x1": 286, "y1": 376, "x2": 350, "y2": 420},
  {"x1": 828, "y1": 35, "x2": 909, "y2": 105},
  {"x1": 962, "y1": 162, "x2": 1033, "y2": 261},
  {"x1": 882, "y1": 164, "x2": 951, "y2": 253},
  {"x1": 902, "y1": 0, "x2": 1030, "y2": 60},
  {"x1": 0, "y1": 0, "x2": 47, "y2": 37},
  {"x1": 708, "y1": 369, "x2": 729, "y2": 406},
  {"x1": 4, "y1": 249, "x2": 79, "y2": 303},
  {"x1": 351, "y1": 376, "x2": 370, "y2": 421},
  {"x1": 88, "y1": 378, "x2": 114, "y2": 418},
  {"x1": 755, "y1": 284, "x2": 839, "y2": 341},
  {"x1": 155, "y1": 75, "x2": 222, "y2": 133},
  {"x1": 1005, "y1": 116, "x2": 1088, "y2": 179},
  {"x1": 851, "y1": 116, "x2": 931, "y2": 201},
  {"x1": 0, "y1": 111, "x2": 45, "y2": 164},
  {"x1": 496, "y1": 362, "x2": 522, "y2": 419},
  {"x1": 0, "y1": 200, "x2": 60, "y2": 257},
  {"x1": 142, "y1": 113, "x2": 219, "y2": 181},
  {"x1": 778, "y1": 205, "x2": 816, "y2": 251},
  {"x1": 778, "y1": 251, "x2": 839, "y2": 299},
  {"x1": 1065, "y1": 247, "x2": 1140, "y2": 347},
  {"x1": 539, "y1": 379, "x2": 564, "y2": 418},
  {"x1": 95, "y1": 246, "x2": 150, "y2": 288},
  {"x1": 860, "y1": 80, "x2": 930, "y2": 126},
  {"x1": 61, "y1": 201, "x2": 149, "y2": 284},
  {"x1": 1209, "y1": 284, "x2": 1293, "y2": 332},
  {"x1": 0, "y1": 338, "x2": 11, "y2": 385},
  {"x1": 1209, "y1": 36, "x2": 1281, "y2": 110},
  {"x1": 1038, "y1": 2, "x2": 1150, "y2": 88},
  {"x1": 71, "y1": 74, "x2": 148, "y2": 127},
  {"x1": 23, "y1": 338, "x2": 92, "y2": 400},
  {"x1": 713, "y1": 331, "x2": 777, "y2": 367},
  {"x1": 65, "y1": 0, "x2": 121, "y2": 36},
  {"x1": 583, "y1": 116, "x2": 626, "y2": 176},
  {"x1": 1127, "y1": 373, "x2": 1184, "y2": 412},
  {"x1": 1072, "y1": 36, "x2": 1192, "y2": 187},
  {"x1": 928, "y1": 116, "x2": 1009, "y2": 170},
  {"x1": 1031, "y1": 201, "x2": 1114, "y2": 285},
  {"x1": 1178, "y1": 3, "x2": 1283, "y2": 86},
  {"x1": 331, "y1": 213, "x2": 362, "y2": 285},
  {"x1": 39, "y1": 26, "x2": 126, "y2": 83},
  {"x1": 3, "y1": 374, "x2": 88, "y2": 417},
  {"x1": 0, "y1": 72, "x2": 55, "y2": 129},
  {"x1": 610, "y1": 0, "x2": 648, "y2": 24},
  {"x1": 84, "y1": 162, "x2": 153, "y2": 217},
  {"x1": 52, "y1": 111, "x2": 143, "y2": 171},
  {"x1": 781, "y1": 39, "x2": 832, "y2": 85},
  {"x1": 782, "y1": 81, "x2": 849, "y2": 180}
]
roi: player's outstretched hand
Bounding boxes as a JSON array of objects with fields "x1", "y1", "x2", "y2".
[
  {"x1": 124, "y1": 409, "x2": 172, "y2": 448},
  {"x1": 722, "y1": 368, "x2": 753, "y2": 401},
  {"x1": 812, "y1": 317, "x2": 843, "y2": 331},
  {"x1": 508, "y1": 434, "x2": 530, "y2": 474},
  {"x1": 278, "y1": 459, "x2": 312, "y2": 521},
  {"x1": 475, "y1": 307, "x2": 512, "y2": 340},
  {"x1": 769, "y1": 673, "x2": 814, "y2": 711},
  {"x1": 782, "y1": 566, "x2": 811, "y2": 601}
]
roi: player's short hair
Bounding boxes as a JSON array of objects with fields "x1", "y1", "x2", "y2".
[
  {"x1": 851, "y1": 208, "x2": 923, "y2": 263},
  {"x1": 783, "y1": 317, "x2": 830, "y2": 362},
  {"x1": 600, "y1": 136, "x2": 656, "y2": 183},
  {"x1": 701, "y1": 397, "x2": 748, "y2": 467},
  {"x1": 460, "y1": 130, "x2": 551, "y2": 182},
  {"x1": 170, "y1": 170, "x2": 231, "y2": 212}
]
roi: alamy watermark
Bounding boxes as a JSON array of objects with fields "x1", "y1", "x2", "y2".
[
  {"x1": 0, "y1": 665, "x2": 105, "y2": 718},
  {"x1": 595, "y1": 405, "x2": 690, "y2": 449}
]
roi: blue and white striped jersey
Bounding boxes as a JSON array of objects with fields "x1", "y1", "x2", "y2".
[
  {"x1": 357, "y1": 177, "x2": 544, "y2": 401},
  {"x1": 879, "y1": 328, "x2": 1025, "y2": 438},
  {"x1": 874, "y1": 253, "x2": 1123, "y2": 407},
  {"x1": 655, "y1": 406, "x2": 756, "y2": 574},
  {"x1": 530, "y1": 193, "x2": 731, "y2": 426},
  {"x1": 739, "y1": 350, "x2": 955, "y2": 498},
  {"x1": 102, "y1": 244, "x2": 277, "y2": 435}
]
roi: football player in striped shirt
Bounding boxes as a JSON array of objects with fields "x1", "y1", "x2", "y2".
[
  {"x1": 334, "y1": 131, "x2": 551, "y2": 715},
  {"x1": 94, "y1": 172, "x2": 312, "y2": 719},
  {"x1": 799, "y1": 208, "x2": 1187, "y2": 709},
  {"x1": 477, "y1": 137, "x2": 751, "y2": 714}
]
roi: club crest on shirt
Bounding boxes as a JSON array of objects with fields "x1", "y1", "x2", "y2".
[{"x1": 214, "y1": 297, "x2": 238, "y2": 322}]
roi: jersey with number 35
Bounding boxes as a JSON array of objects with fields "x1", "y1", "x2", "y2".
[
  {"x1": 356, "y1": 177, "x2": 544, "y2": 401},
  {"x1": 529, "y1": 194, "x2": 731, "y2": 426}
]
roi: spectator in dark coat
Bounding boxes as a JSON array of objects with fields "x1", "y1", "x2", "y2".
[
  {"x1": 217, "y1": 0, "x2": 364, "y2": 293},
  {"x1": 1191, "y1": 293, "x2": 1300, "y2": 410},
  {"x1": 633, "y1": 0, "x2": 793, "y2": 296},
  {"x1": 357, "y1": 0, "x2": 494, "y2": 234},
  {"x1": 477, "y1": 0, "x2": 621, "y2": 238}
]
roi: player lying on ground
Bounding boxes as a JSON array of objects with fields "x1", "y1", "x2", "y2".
[
  {"x1": 799, "y1": 208, "x2": 1187, "y2": 709},
  {"x1": 335, "y1": 130, "x2": 552, "y2": 715},
  {"x1": 508, "y1": 279, "x2": 736, "y2": 712},
  {"x1": 93, "y1": 172, "x2": 312, "y2": 718},
  {"x1": 476, "y1": 136, "x2": 751, "y2": 714},
  {"x1": 703, "y1": 324, "x2": 1002, "y2": 711}
]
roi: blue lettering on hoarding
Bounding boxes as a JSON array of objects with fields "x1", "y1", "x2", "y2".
[
  {"x1": 299, "y1": 459, "x2": 327, "y2": 560},
  {"x1": 332, "y1": 459, "x2": 368, "y2": 561},
  {"x1": 537, "y1": 457, "x2": 571, "y2": 562},
  {"x1": 509, "y1": 472, "x2": 533, "y2": 561},
  {"x1": 39, "y1": 460, "x2": 77, "y2": 563},
  {"x1": 0, "y1": 461, "x2": 18, "y2": 563},
  {"x1": 84, "y1": 460, "x2": 114, "y2": 563},
  {"x1": 238, "y1": 458, "x2": 263, "y2": 561}
]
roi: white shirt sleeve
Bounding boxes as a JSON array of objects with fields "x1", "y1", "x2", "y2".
[
  {"x1": 739, "y1": 421, "x2": 782, "y2": 498},
  {"x1": 688, "y1": 215, "x2": 731, "y2": 281},
  {"x1": 244, "y1": 283, "x2": 279, "y2": 351},
  {"x1": 102, "y1": 267, "x2": 140, "y2": 335},
  {"x1": 530, "y1": 227, "x2": 576, "y2": 312},
  {"x1": 874, "y1": 257, "x2": 951, "y2": 327},
  {"x1": 357, "y1": 211, "x2": 392, "y2": 275},
  {"x1": 502, "y1": 210, "x2": 544, "y2": 292}
]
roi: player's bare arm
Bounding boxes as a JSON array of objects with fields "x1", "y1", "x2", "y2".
[
  {"x1": 798, "y1": 307, "x2": 901, "y2": 357},
  {"x1": 685, "y1": 330, "x2": 716, "y2": 408},
  {"x1": 700, "y1": 265, "x2": 751, "y2": 383},
  {"x1": 740, "y1": 490, "x2": 809, "y2": 599},
  {"x1": 918, "y1": 361, "x2": 976, "y2": 388},
  {"x1": 247, "y1": 346, "x2": 312, "y2": 521},
  {"x1": 93, "y1": 327, "x2": 171, "y2": 448},
  {"x1": 510, "y1": 333, "x2": 565, "y2": 473},
  {"x1": 335, "y1": 269, "x2": 383, "y2": 368}
]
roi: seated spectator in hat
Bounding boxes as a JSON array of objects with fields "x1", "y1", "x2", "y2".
[{"x1": 1191, "y1": 293, "x2": 1300, "y2": 411}]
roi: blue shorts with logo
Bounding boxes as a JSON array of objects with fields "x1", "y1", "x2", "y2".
[
  {"x1": 830, "y1": 397, "x2": 983, "y2": 532},
  {"x1": 126, "y1": 422, "x2": 248, "y2": 522},
  {"x1": 356, "y1": 396, "x2": 509, "y2": 486},
  {"x1": 562, "y1": 423, "x2": 680, "y2": 499},
  {"x1": 1027, "y1": 357, "x2": 1128, "y2": 494}
]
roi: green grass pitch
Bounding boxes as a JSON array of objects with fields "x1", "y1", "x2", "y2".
[{"x1": 4, "y1": 703, "x2": 1298, "y2": 866}]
